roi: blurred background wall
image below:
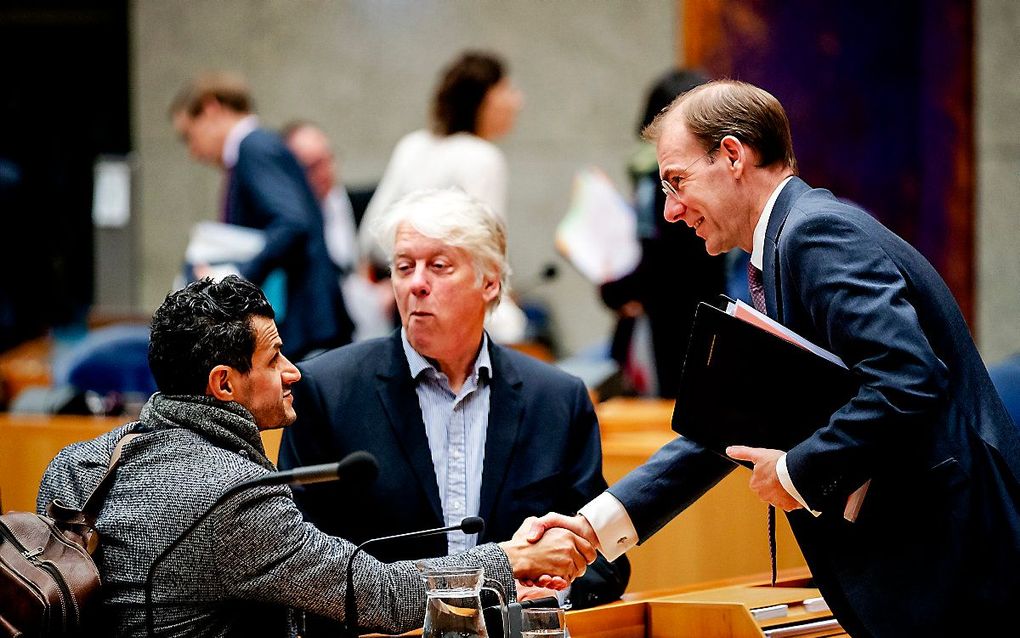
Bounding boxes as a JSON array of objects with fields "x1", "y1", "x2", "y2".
[
  {"x1": 2, "y1": 0, "x2": 1019, "y2": 362},
  {"x1": 977, "y1": 0, "x2": 1020, "y2": 361},
  {"x1": 133, "y1": 0, "x2": 675, "y2": 356}
]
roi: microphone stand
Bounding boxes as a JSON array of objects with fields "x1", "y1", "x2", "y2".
[{"x1": 343, "y1": 517, "x2": 484, "y2": 638}]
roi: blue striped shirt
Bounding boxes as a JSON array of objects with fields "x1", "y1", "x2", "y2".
[{"x1": 401, "y1": 329, "x2": 492, "y2": 554}]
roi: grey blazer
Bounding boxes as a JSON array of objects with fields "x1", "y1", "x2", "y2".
[{"x1": 37, "y1": 393, "x2": 514, "y2": 638}]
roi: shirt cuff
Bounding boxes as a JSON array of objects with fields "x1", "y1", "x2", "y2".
[
  {"x1": 776, "y1": 453, "x2": 821, "y2": 517},
  {"x1": 578, "y1": 492, "x2": 639, "y2": 562}
]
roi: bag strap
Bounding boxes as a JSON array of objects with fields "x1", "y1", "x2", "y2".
[{"x1": 80, "y1": 432, "x2": 141, "y2": 519}]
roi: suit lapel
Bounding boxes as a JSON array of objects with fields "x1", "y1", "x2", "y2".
[
  {"x1": 477, "y1": 343, "x2": 524, "y2": 533},
  {"x1": 763, "y1": 177, "x2": 810, "y2": 321},
  {"x1": 375, "y1": 332, "x2": 444, "y2": 523}
]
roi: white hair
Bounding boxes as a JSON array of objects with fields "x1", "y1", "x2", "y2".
[{"x1": 371, "y1": 188, "x2": 511, "y2": 312}]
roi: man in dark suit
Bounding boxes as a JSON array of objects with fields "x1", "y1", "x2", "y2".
[
  {"x1": 278, "y1": 189, "x2": 629, "y2": 632},
  {"x1": 530, "y1": 80, "x2": 1020, "y2": 636},
  {"x1": 170, "y1": 72, "x2": 353, "y2": 359}
]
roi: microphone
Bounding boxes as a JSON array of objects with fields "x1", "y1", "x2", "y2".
[
  {"x1": 236, "y1": 450, "x2": 378, "y2": 489},
  {"x1": 145, "y1": 451, "x2": 378, "y2": 637},
  {"x1": 344, "y1": 516, "x2": 485, "y2": 637}
]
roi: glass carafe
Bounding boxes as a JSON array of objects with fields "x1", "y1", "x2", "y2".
[{"x1": 418, "y1": 564, "x2": 506, "y2": 638}]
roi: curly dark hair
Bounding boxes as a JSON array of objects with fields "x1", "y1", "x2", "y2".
[
  {"x1": 148, "y1": 276, "x2": 275, "y2": 396},
  {"x1": 431, "y1": 51, "x2": 505, "y2": 136}
]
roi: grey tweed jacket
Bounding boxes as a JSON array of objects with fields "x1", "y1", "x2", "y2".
[{"x1": 37, "y1": 393, "x2": 515, "y2": 637}]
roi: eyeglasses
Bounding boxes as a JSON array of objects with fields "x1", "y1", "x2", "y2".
[{"x1": 660, "y1": 149, "x2": 716, "y2": 200}]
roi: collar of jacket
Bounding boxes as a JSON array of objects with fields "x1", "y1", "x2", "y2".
[{"x1": 139, "y1": 393, "x2": 275, "y2": 471}]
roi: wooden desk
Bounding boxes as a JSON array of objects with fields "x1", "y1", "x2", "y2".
[
  {"x1": 568, "y1": 567, "x2": 847, "y2": 638},
  {"x1": 0, "y1": 414, "x2": 121, "y2": 513},
  {"x1": 594, "y1": 399, "x2": 807, "y2": 593},
  {"x1": 0, "y1": 413, "x2": 284, "y2": 513},
  {"x1": 595, "y1": 398, "x2": 674, "y2": 435}
]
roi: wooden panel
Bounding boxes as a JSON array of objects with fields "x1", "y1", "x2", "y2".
[
  {"x1": 567, "y1": 567, "x2": 842, "y2": 638},
  {"x1": 0, "y1": 413, "x2": 285, "y2": 513},
  {"x1": 595, "y1": 400, "x2": 807, "y2": 592},
  {"x1": 566, "y1": 601, "x2": 647, "y2": 638},
  {"x1": 0, "y1": 414, "x2": 122, "y2": 513},
  {"x1": 262, "y1": 427, "x2": 283, "y2": 465},
  {"x1": 595, "y1": 398, "x2": 674, "y2": 435},
  {"x1": 650, "y1": 602, "x2": 761, "y2": 638},
  {"x1": 681, "y1": 0, "x2": 974, "y2": 324}
]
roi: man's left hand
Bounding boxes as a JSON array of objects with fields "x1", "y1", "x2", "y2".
[
  {"x1": 726, "y1": 445, "x2": 803, "y2": 511},
  {"x1": 516, "y1": 581, "x2": 562, "y2": 603}
]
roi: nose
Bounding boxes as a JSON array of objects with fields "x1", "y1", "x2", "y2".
[
  {"x1": 663, "y1": 196, "x2": 687, "y2": 224},
  {"x1": 409, "y1": 266, "x2": 430, "y2": 297},
  {"x1": 281, "y1": 356, "x2": 301, "y2": 383}
]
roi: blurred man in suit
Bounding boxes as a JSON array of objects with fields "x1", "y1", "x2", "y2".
[
  {"x1": 281, "y1": 121, "x2": 359, "y2": 277},
  {"x1": 529, "y1": 80, "x2": 1020, "y2": 637},
  {"x1": 279, "y1": 189, "x2": 629, "y2": 636},
  {"x1": 282, "y1": 120, "x2": 393, "y2": 341},
  {"x1": 170, "y1": 72, "x2": 353, "y2": 358}
]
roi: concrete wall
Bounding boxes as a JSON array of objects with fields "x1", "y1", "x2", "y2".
[
  {"x1": 132, "y1": 0, "x2": 676, "y2": 356},
  {"x1": 977, "y1": 0, "x2": 1020, "y2": 362},
  {"x1": 132, "y1": 0, "x2": 1020, "y2": 362}
]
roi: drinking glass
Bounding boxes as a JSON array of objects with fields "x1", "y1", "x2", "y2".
[{"x1": 521, "y1": 607, "x2": 565, "y2": 638}]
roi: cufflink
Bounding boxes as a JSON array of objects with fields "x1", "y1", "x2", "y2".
[{"x1": 616, "y1": 536, "x2": 629, "y2": 545}]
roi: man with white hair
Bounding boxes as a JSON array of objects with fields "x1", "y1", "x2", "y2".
[{"x1": 279, "y1": 188, "x2": 628, "y2": 635}]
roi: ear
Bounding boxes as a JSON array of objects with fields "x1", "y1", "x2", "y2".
[
  {"x1": 481, "y1": 276, "x2": 501, "y2": 304},
  {"x1": 719, "y1": 135, "x2": 746, "y2": 177},
  {"x1": 206, "y1": 365, "x2": 236, "y2": 401}
]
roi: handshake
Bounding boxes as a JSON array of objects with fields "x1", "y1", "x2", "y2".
[{"x1": 498, "y1": 512, "x2": 600, "y2": 590}]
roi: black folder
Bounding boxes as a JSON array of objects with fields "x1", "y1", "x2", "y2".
[{"x1": 672, "y1": 301, "x2": 858, "y2": 465}]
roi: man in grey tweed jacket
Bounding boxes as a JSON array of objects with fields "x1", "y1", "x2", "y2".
[{"x1": 37, "y1": 276, "x2": 593, "y2": 638}]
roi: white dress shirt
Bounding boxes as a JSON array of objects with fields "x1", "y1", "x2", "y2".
[
  {"x1": 401, "y1": 329, "x2": 491, "y2": 553},
  {"x1": 321, "y1": 186, "x2": 359, "y2": 273},
  {"x1": 221, "y1": 115, "x2": 259, "y2": 169}
]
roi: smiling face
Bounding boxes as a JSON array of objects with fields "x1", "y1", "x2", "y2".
[
  {"x1": 391, "y1": 223, "x2": 498, "y2": 366},
  {"x1": 227, "y1": 315, "x2": 301, "y2": 430},
  {"x1": 657, "y1": 120, "x2": 755, "y2": 256}
]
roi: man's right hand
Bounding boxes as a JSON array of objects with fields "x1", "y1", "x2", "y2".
[
  {"x1": 499, "y1": 517, "x2": 596, "y2": 589},
  {"x1": 526, "y1": 512, "x2": 599, "y2": 549}
]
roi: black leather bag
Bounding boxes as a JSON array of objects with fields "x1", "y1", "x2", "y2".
[{"x1": 0, "y1": 433, "x2": 137, "y2": 637}]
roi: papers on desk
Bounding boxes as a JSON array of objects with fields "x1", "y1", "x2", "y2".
[{"x1": 554, "y1": 167, "x2": 640, "y2": 285}]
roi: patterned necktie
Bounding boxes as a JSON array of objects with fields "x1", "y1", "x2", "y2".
[
  {"x1": 746, "y1": 259, "x2": 777, "y2": 585},
  {"x1": 220, "y1": 169, "x2": 235, "y2": 224},
  {"x1": 747, "y1": 261, "x2": 767, "y2": 314}
]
